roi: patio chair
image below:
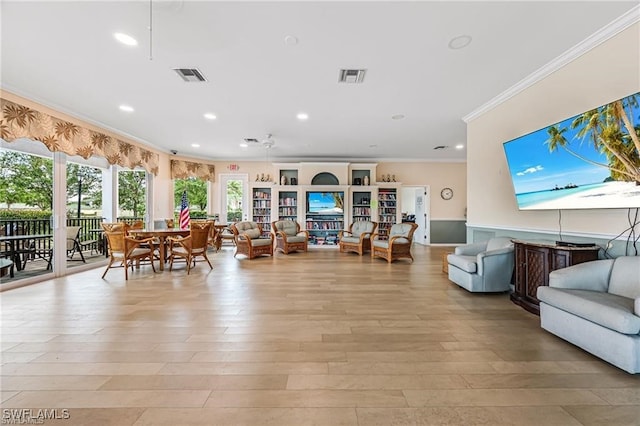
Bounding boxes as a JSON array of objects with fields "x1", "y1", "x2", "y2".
[{"x1": 66, "y1": 226, "x2": 86, "y2": 263}]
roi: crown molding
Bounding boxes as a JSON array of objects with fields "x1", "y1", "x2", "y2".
[{"x1": 463, "y1": 5, "x2": 640, "y2": 124}]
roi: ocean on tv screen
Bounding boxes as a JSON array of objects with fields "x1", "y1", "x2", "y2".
[{"x1": 516, "y1": 181, "x2": 640, "y2": 210}]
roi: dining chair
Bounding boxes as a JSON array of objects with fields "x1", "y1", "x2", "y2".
[
  {"x1": 101, "y1": 224, "x2": 156, "y2": 280},
  {"x1": 167, "y1": 222, "x2": 213, "y2": 274}
]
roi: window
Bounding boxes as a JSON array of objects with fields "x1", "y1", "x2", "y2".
[{"x1": 173, "y1": 177, "x2": 208, "y2": 220}]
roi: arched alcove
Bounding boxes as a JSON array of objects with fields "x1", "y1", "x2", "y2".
[{"x1": 311, "y1": 172, "x2": 339, "y2": 185}]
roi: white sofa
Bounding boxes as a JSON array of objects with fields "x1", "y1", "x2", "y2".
[{"x1": 537, "y1": 256, "x2": 640, "y2": 374}]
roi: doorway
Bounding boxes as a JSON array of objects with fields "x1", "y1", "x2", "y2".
[
  {"x1": 219, "y1": 174, "x2": 248, "y2": 225},
  {"x1": 401, "y1": 186, "x2": 430, "y2": 245}
]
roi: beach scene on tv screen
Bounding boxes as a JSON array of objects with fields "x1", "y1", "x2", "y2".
[
  {"x1": 307, "y1": 192, "x2": 344, "y2": 214},
  {"x1": 503, "y1": 92, "x2": 640, "y2": 210}
]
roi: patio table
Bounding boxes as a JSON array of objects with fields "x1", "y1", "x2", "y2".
[{"x1": 0, "y1": 234, "x2": 53, "y2": 271}]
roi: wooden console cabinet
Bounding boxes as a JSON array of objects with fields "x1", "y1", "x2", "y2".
[{"x1": 510, "y1": 240, "x2": 599, "y2": 315}]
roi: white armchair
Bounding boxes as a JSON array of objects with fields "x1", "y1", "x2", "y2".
[{"x1": 447, "y1": 237, "x2": 514, "y2": 292}]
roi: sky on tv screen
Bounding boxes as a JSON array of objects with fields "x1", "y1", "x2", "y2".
[{"x1": 503, "y1": 120, "x2": 611, "y2": 195}]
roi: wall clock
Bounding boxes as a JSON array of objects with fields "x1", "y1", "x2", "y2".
[{"x1": 440, "y1": 187, "x2": 453, "y2": 200}]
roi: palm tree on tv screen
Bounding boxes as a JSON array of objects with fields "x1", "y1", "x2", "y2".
[{"x1": 545, "y1": 93, "x2": 639, "y2": 184}]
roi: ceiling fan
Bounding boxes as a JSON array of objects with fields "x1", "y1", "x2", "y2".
[{"x1": 242, "y1": 133, "x2": 276, "y2": 149}]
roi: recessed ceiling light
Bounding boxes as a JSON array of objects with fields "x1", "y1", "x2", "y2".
[
  {"x1": 191, "y1": 143, "x2": 200, "y2": 148},
  {"x1": 114, "y1": 32, "x2": 138, "y2": 46},
  {"x1": 391, "y1": 114, "x2": 405, "y2": 120},
  {"x1": 448, "y1": 35, "x2": 472, "y2": 50},
  {"x1": 203, "y1": 113, "x2": 217, "y2": 120},
  {"x1": 239, "y1": 143, "x2": 249, "y2": 148},
  {"x1": 284, "y1": 35, "x2": 299, "y2": 45},
  {"x1": 296, "y1": 112, "x2": 309, "y2": 121},
  {"x1": 455, "y1": 144, "x2": 465, "y2": 150},
  {"x1": 119, "y1": 105, "x2": 134, "y2": 112}
]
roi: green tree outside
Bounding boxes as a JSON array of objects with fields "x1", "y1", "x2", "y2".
[
  {"x1": 66, "y1": 162, "x2": 103, "y2": 214},
  {"x1": 118, "y1": 170, "x2": 146, "y2": 217},
  {"x1": 0, "y1": 150, "x2": 53, "y2": 210},
  {"x1": 174, "y1": 178, "x2": 207, "y2": 211},
  {"x1": 226, "y1": 180, "x2": 243, "y2": 222}
]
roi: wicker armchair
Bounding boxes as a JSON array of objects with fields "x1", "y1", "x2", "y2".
[
  {"x1": 231, "y1": 221, "x2": 274, "y2": 259},
  {"x1": 271, "y1": 220, "x2": 309, "y2": 254},
  {"x1": 371, "y1": 222, "x2": 418, "y2": 263},
  {"x1": 101, "y1": 223, "x2": 156, "y2": 280},
  {"x1": 338, "y1": 221, "x2": 377, "y2": 256},
  {"x1": 167, "y1": 222, "x2": 213, "y2": 274}
]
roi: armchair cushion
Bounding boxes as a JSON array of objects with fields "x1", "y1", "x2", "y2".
[
  {"x1": 389, "y1": 223, "x2": 415, "y2": 239},
  {"x1": 250, "y1": 238, "x2": 273, "y2": 247},
  {"x1": 277, "y1": 220, "x2": 299, "y2": 237},
  {"x1": 635, "y1": 298, "x2": 640, "y2": 317},
  {"x1": 351, "y1": 221, "x2": 375, "y2": 237},
  {"x1": 283, "y1": 235, "x2": 307, "y2": 244},
  {"x1": 447, "y1": 255, "x2": 477, "y2": 274},
  {"x1": 548, "y1": 259, "x2": 614, "y2": 292},
  {"x1": 243, "y1": 228, "x2": 261, "y2": 239},
  {"x1": 233, "y1": 221, "x2": 262, "y2": 239},
  {"x1": 537, "y1": 288, "x2": 640, "y2": 334},
  {"x1": 341, "y1": 236, "x2": 362, "y2": 245},
  {"x1": 454, "y1": 242, "x2": 487, "y2": 256}
]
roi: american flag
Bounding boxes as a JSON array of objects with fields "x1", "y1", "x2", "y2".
[{"x1": 179, "y1": 190, "x2": 190, "y2": 230}]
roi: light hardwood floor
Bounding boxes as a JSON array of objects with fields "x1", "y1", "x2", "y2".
[{"x1": 1, "y1": 245, "x2": 639, "y2": 425}]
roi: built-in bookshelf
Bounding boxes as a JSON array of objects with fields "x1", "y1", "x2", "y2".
[
  {"x1": 278, "y1": 191, "x2": 298, "y2": 221},
  {"x1": 252, "y1": 187, "x2": 272, "y2": 237},
  {"x1": 305, "y1": 214, "x2": 344, "y2": 245},
  {"x1": 352, "y1": 191, "x2": 372, "y2": 222},
  {"x1": 377, "y1": 187, "x2": 397, "y2": 240}
]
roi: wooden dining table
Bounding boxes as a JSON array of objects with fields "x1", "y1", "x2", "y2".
[{"x1": 128, "y1": 228, "x2": 190, "y2": 271}]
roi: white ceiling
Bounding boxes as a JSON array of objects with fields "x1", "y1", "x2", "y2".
[{"x1": 1, "y1": 1, "x2": 637, "y2": 162}]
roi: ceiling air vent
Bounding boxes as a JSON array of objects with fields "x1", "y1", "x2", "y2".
[
  {"x1": 433, "y1": 145, "x2": 449, "y2": 150},
  {"x1": 173, "y1": 68, "x2": 207, "y2": 82},
  {"x1": 338, "y1": 69, "x2": 366, "y2": 84}
]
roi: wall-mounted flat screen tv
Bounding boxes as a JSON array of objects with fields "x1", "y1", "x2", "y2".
[
  {"x1": 306, "y1": 191, "x2": 344, "y2": 214},
  {"x1": 502, "y1": 92, "x2": 640, "y2": 210}
]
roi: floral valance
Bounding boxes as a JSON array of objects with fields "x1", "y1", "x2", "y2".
[
  {"x1": 0, "y1": 98, "x2": 159, "y2": 175},
  {"x1": 171, "y1": 159, "x2": 215, "y2": 182}
]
